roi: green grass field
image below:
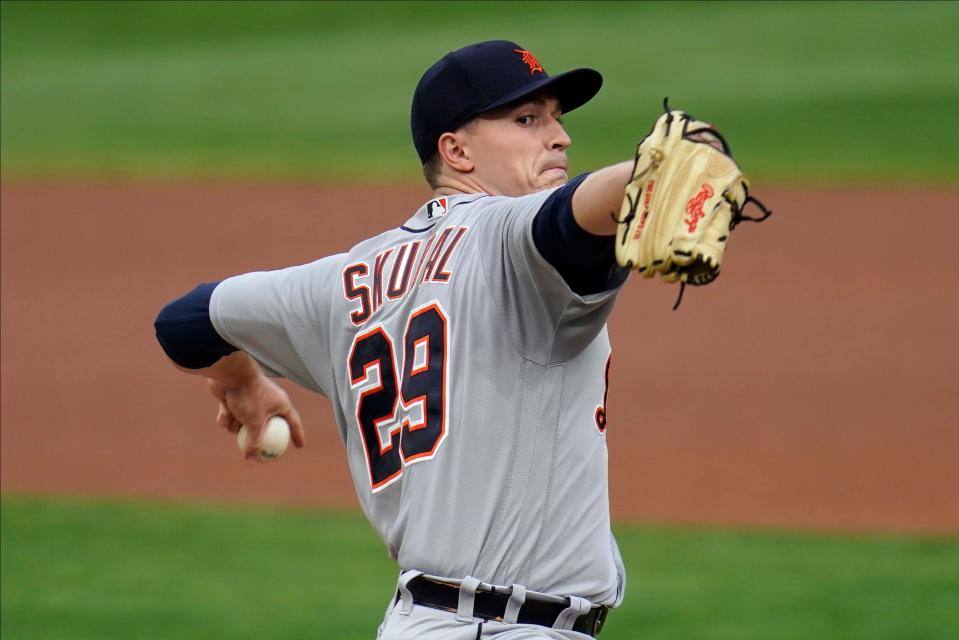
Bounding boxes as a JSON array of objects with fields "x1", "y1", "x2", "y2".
[
  {"x1": 2, "y1": 496, "x2": 957, "y2": 640},
  {"x1": 2, "y1": 0, "x2": 958, "y2": 182}
]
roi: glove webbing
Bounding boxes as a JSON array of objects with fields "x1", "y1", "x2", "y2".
[{"x1": 671, "y1": 193, "x2": 773, "y2": 310}]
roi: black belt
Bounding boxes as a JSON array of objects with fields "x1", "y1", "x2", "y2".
[{"x1": 404, "y1": 575, "x2": 609, "y2": 637}]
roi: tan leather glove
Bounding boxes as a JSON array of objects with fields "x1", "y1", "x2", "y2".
[{"x1": 615, "y1": 102, "x2": 771, "y2": 305}]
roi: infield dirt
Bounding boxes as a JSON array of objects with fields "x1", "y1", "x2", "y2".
[{"x1": 2, "y1": 181, "x2": 957, "y2": 534}]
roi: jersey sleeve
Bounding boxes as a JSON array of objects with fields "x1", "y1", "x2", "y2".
[
  {"x1": 472, "y1": 184, "x2": 628, "y2": 365},
  {"x1": 209, "y1": 254, "x2": 347, "y2": 397},
  {"x1": 531, "y1": 174, "x2": 629, "y2": 296},
  {"x1": 154, "y1": 282, "x2": 239, "y2": 369}
]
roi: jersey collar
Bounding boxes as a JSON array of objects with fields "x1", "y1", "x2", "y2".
[{"x1": 401, "y1": 194, "x2": 486, "y2": 232}]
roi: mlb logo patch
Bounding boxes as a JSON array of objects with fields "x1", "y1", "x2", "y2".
[{"x1": 426, "y1": 197, "x2": 448, "y2": 219}]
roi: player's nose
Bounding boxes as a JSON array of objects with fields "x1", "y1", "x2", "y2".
[{"x1": 547, "y1": 118, "x2": 572, "y2": 151}]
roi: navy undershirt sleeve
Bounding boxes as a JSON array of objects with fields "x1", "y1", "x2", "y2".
[
  {"x1": 154, "y1": 282, "x2": 238, "y2": 369},
  {"x1": 532, "y1": 172, "x2": 629, "y2": 296}
]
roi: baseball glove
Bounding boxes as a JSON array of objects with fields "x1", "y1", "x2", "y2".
[{"x1": 615, "y1": 100, "x2": 771, "y2": 308}]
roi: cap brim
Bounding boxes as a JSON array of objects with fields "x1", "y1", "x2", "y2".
[{"x1": 478, "y1": 67, "x2": 603, "y2": 118}]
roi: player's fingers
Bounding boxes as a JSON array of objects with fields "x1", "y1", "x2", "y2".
[
  {"x1": 242, "y1": 419, "x2": 265, "y2": 460},
  {"x1": 225, "y1": 414, "x2": 241, "y2": 434},
  {"x1": 217, "y1": 403, "x2": 242, "y2": 434},
  {"x1": 284, "y1": 406, "x2": 306, "y2": 448},
  {"x1": 216, "y1": 403, "x2": 233, "y2": 430}
]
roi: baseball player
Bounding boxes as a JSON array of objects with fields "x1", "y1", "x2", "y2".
[{"x1": 155, "y1": 40, "x2": 766, "y2": 639}]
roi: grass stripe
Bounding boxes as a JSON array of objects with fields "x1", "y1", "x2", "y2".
[{"x1": 3, "y1": 495, "x2": 957, "y2": 639}]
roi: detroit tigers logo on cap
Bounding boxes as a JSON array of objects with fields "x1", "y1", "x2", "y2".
[
  {"x1": 514, "y1": 49, "x2": 544, "y2": 76},
  {"x1": 426, "y1": 197, "x2": 448, "y2": 219}
]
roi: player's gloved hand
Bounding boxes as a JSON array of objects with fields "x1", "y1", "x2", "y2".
[
  {"x1": 614, "y1": 100, "x2": 772, "y2": 307},
  {"x1": 205, "y1": 352, "x2": 305, "y2": 459}
]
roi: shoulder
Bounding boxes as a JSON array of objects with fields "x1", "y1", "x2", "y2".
[{"x1": 448, "y1": 189, "x2": 558, "y2": 229}]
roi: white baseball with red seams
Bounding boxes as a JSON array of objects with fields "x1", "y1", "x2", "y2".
[{"x1": 236, "y1": 416, "x2": 290, "y2": 461}]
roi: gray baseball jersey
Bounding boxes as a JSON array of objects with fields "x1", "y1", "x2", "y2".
[{"x1": 210, "y1": 188, "x2": 627, "y2": 605}]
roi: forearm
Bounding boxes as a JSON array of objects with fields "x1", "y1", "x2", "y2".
[
  {"x1": 570, "y1": 160, "x2": 633, "y2": 236},
  {"x1": 532, "y1": 171, "x2": 630, "y2": 295},
  {"x1": 175, "y1": 350, "x2": 262, "y2": 389},
  {"x1": 155, "y1": 282, "x2": 264, "y2": 390}
]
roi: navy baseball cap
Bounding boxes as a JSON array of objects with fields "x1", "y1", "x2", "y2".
[{"x1": 411, "y1": 40, "x2": 603, "y2": 164}]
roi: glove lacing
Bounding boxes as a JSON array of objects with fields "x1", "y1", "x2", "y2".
[{"x1": 671, "y1": 192, "x2": 773, "y2": 310}]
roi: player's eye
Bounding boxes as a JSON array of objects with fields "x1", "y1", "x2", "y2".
[{"x1": 516, "y1": 115, "x2": 535, "y2": 126}]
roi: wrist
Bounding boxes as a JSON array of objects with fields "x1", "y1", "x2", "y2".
[{"x1": 207, "y1": 352, "x2": 263, "y2": 392}]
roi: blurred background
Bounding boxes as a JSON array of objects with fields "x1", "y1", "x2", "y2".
[{"x1": 2, "y1": 2, "x2": 957, "y2": 639}]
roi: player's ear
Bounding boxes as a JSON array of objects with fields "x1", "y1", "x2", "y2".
[{"x1": 437, "y1": 132, "x2": 473, "y2": 173}]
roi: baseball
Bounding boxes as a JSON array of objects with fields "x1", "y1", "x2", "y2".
[{"x1": 236, "y1": 416, "x2": 291, "y2": 461}]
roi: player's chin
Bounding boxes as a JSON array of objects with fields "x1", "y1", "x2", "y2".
[{"x1": 536, "y1": 169, "x2": 569, "y2": 189}]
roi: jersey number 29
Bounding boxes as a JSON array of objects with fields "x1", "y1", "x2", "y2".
[{"x1": 348, "y1": 302, "x2": 448, "y2": 492}]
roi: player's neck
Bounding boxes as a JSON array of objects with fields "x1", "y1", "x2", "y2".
[{"x1": 433, "y1": 173, "x2": 500, "y2": 197}]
